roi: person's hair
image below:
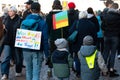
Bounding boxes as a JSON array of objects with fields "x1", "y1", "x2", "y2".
[
  {"x1": 79, "y1": 11, "x2": 87, "y2": 19},
  {"x1": 87, "y1": 7, "x2": 94, "y2": 14},
  {"x1": 105, "y1": 0, "x2": 114, "y2": 7},
  {"x1": 9, "y1": 6, "x2": 17, "y2": 13},
  {"x1": 111, "y1": 3, "x2": 119, "y2": 9},
  {"x1": 31, "y1": 2, "x2": 41, "y2": 13},
  {"x1": 52, "y1": 0, "x2": 62, "y2": 10}
]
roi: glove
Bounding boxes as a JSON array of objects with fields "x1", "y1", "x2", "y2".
[
  {"x1": 45, "y1": 56, "x2": 53, "y2": 68},
  {"x1": 45, "y1": 57, "x2": 50, "y2": 65}
]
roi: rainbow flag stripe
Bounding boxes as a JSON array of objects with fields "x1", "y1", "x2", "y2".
[{"x1": 53, "y1": 11, "x2": 69, "y2": 30}]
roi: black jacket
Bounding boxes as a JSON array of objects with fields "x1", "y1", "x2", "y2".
[
  {"x1": 3, "y1": 14, "x2": 21, "y2": 46},
  {"x1": 46, "y1": 10, "x2": 69, "y2": 41},
  {"x1": 22, "y1": 9, "x2": 31, "y2": 20},
  {"x1": 101, "y1": 9, "x2": 120, "y2": 37},
  {"x1": 88, "y1": 15, "x2": 99, "y2": 32},
  {"x1": 69, "y1": 18, "x2": 97, "y2": 53},
  {"x1": 52, "y1": 50, "x2": 69, "y2": 64},
  {"x1": 68, "y1": 9, "x2": 79, "y2": 28}
]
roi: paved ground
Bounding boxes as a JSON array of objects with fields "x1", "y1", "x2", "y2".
[{"x1": 0, "y1": 56, "x2": 120, "y2": 80}]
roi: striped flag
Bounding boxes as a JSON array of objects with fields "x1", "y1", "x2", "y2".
[{"x1": 53, "y1": 11, "x2": 69, "y2": 30}]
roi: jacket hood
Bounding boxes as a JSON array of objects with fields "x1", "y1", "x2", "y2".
[
  {"x1": 108, "y1": 8, "x2": 120, "y2": 14},
  {"x1": 26, "y1": 13, "x2": 42, "y2": 20},
  {"x1": 80, "y1": 45, "x2": 97, "y2": 57},
  {"x1": 49, "y1": 10, "x2": 62, "y2": 15},
  {"x1": 87, "y1": 14, "x2": 94, "y2": 19}
]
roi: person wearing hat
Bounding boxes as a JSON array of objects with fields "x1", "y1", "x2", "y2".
[
  {"x1": 78, "y1": 35, "x2": 108, "y2": 80},
  {"x1": 67, "y1": 2, "x2": 79, "y2": 76},
  {"x1": 46, "y1": 0, "x2": 68, "y2": 77},
  {"x1": 22, "y1": 0, "x2": 33, "y2": 19},
  {"x1": 67, "y1": 2, "x2": 79, "y2": 26},
  {"x1": 1, "y1": 6, "x2": 23, "y2": 80},
  {"x1": 51, "y1": 38, "x2": 73, "y2": 80},
  {"x1": 69, "y1": 11, "x2": 98, "y2": 78},
  {"x1": 21, "y1": 2, "x2": 49, "y2": 80}
]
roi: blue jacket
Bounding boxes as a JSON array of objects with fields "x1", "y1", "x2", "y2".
[
  {"x1": 97, "y1": 16, "x2": 103, "y2": 38},
  {"x1": 23, "y1": 14, "x2": 49, "y2": 58}
]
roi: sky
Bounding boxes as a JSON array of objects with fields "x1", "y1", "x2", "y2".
[
  {"x1": 40, "y1": 0, "x2": 105, "y2": 13},
  {"x1": 0, "y1": 0, "x2": 106, "y2": 13}
]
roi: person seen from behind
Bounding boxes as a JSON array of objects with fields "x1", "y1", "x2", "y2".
[
  {"x1": 21, "y1": 2, "x2": 49, "y2": 80},
  {"x1": 78, "y1": 35, "x2": 108, "y2": 80},
  {"x1": 51, "y1": 38, "x2": 73, "y2": 80},
  {"x1": 101, "y1": 3, "x2": 120, "y2": 77}
]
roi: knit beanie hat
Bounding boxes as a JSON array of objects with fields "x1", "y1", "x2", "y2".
[
  {"x1": 68, "y1": 2, "x2": 76, "y2": 9},
  {"x1": 83, "y1": 35, "x2": 94, "y2": 45},
  {"x1": 9, "y1": 6, "x2": 17, "y2": 13},
  {"x1": 54, "y1": 38, "x2": 68, "y2": 49},
  {"x1": 31, "y1": 2, "x2": 40, "y2": 12},
  {"x1": 53, "y1": 0, "x2": 61, "y2": 5},
  {"x1": 52, "y1": 0, "x2": 62, "y2": 10}
]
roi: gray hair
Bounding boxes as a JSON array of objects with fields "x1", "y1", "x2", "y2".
[
  {"x1": 9, "y1": 6, "x2": 17, "y2": 13},
  {"x1": 79, "y1": 11, "x2": 87, "y2": 19}
]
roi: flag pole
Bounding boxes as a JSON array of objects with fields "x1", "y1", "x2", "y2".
[{"x1": 61, "y1": 28, "x2": 63, "y2": 38}]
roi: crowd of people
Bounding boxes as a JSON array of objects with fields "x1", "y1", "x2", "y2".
[{"x1": 0, "y1": 0, "x2": 120, "y2": 80}]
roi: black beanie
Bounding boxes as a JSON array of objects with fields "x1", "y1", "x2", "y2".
[
  {"x1": 31, "y1": 2, "x2": 40, "y2": 12},
  {"x1": 52, "y1": 0, "x2": 62, "y2": 10},
  {"x1": 53, "y1": 0, "x2": 61, "y2": 5}
]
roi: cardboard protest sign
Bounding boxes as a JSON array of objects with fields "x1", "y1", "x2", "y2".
[{"x1": 15, "y1": 29, "x2": 42, "y2": 50}]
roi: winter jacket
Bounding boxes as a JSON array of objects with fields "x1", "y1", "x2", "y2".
[
  {"x1": 22, "y1": 9, "x2": 31, "y2": 20},
  {"x1": 52, "y1": 49, "x2": 73, "y2": 78},
  {"x1": 101, "y1": 8, "x2": 120, "y2": 37},
  {"x1": 22, "y1": 14, "x2": 49, "y2": 58},
  {"x1": 68, "y1": 9, "x2": 79, "y2": 29},
  {"x1": 78, "y1": 45, "x2": 107, "y2": 80},
  {"x1": 46, "y1": 10, "x2": 69, "y2": 40},
  {"x1": 3, "y1": 14, "x2": 21, "y2": 46},
  {"x1": 87, "y1": 14, "x2": 99, "y2": 32},
  {"x1": 97, "y1": 16, "x2": 103, "y2": 38},
  {"x1": 69, "y1": 18, "x2": 97, "y2": 53}
]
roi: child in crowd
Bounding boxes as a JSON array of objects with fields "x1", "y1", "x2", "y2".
[
  {"x1": 51, "y1": 38, "x2": 73, "y2": 80},
  {"x1": 78, "y1": 35, "x2": 108, "y2": 80}
]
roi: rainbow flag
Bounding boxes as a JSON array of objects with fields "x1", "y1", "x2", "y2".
[{"x1": 53, "y1": 11, "x2": 69, "y2": 30}]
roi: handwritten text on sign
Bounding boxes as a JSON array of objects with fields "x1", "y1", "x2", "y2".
[{"x1": 15, "y1": 29, "x2": 42, "y2": 50}]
